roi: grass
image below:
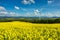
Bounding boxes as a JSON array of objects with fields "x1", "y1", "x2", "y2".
[{"x1": 0, "y1": 21, "x2": 60, "y2": 40}]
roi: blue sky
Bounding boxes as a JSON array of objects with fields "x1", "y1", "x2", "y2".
[{"x1": 0, "y1": 0, "x2": 60, "y2": 17}]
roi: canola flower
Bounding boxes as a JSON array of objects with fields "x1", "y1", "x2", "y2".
[{"x1": 0, "y1": 21, "x2": 60, "y2": 40}]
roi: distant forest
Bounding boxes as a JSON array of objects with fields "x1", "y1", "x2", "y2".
[{"x1": 0, "y1": 17, "x2": 60, "y2": 23}]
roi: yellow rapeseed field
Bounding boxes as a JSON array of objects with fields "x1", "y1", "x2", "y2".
[{"x1": 0, "y1": 21, "x2": 60, "y2": 40}]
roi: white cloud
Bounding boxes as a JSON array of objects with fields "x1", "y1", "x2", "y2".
[
  {"x1": 24, "y1": 13, "x2": 32, "y2": 17},
  {"x1": 9, "y1": 12, "x2": 21, "y2": 17},
  {"x1": 22, "y1": 0, "x2": 35, "y2": 4},
  {"x1": 34, "y1": 9, "x2": 40, "y2": 16},
  {"x1": 9, "y1": 12, "x2": 16, "y2": 16},
  {"x1": 0, "y1": 11, "x2": 8, "y2": 16},
  {"x1": 54, "y1": 11, "x2": 60, "y2": 17},
  {"x1": 24, "y1": 9, "x2": 41, "y2": 17},
  {"x1": 14, "y1": 6, "x2": 27, "y2": 11},
  {"x1": 0, "y1": 6, "x2": 6, "y2": 11},
  {"x1": 0, "y1": 6, "x2": 8, "y2": 16},
  {"x1": 21, "y1": 9, "x2": 40, "y2": 17},
  {"x1": 45, "y1": 13, "x2": 55, "y2": 17},
  {"x1": 24, "y1": 10, "x2": 60, "y2": 17},
  {"x1": 30, "y1": 0, "x2": 35, "y2": 3},
  {"x1": 15, "y1": 6, "x2": 20, "y2": 10},
  {"x1": 41, "y1": 11, "x2": 60, "y2": 17},
  {"x1": 48, "y1": 0, "x2": 54, "y2": 4},
  {"x1": 0, "y1": 11, "x2": 21, "y2": 17},
  {"x1": 0, "y1": 6, "x2": 21, "y2": 17}
]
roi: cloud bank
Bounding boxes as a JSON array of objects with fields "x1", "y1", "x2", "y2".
[{"x1": 0, "y1": 6, "x2": 60, "y2": 17}]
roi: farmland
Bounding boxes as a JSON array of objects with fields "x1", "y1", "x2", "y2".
[{"x1": 0, "y1": 21, "x2": 60, "y2": 40}]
